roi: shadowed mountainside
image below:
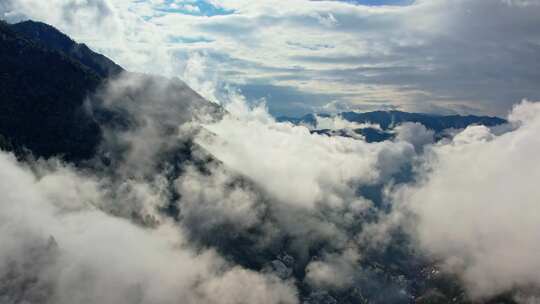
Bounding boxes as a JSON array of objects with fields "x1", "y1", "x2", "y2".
[
  {"x1": 10, "y1": 20, "x2": 124, "y2": 78},
  {"x1": 0, "y1": 20, "x2": 103, "y2": 161},
  {"x1": 0, "y1": 20, "x2": 216, "y2": 162}
]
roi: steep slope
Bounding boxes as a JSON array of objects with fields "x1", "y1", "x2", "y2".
[
  {"x1": 10, "y1": 20, "x2": 124, "y2": 78},
  {"x1": 0, "y1": 19, "x2": 219, "y2": 162},
  {"x1": 0, "y1": 20, "x2": 102, "y2": 161}
]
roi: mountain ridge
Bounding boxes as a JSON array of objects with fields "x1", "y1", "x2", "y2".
[
  {"x1": 10, "y1": 20, "x2": 124, "y2": 78},
  {"x1": 0, "y1": 19, "x2": 103, "y2": 160},
  {"x1": 278, "y1": 110, "x2": 506, "y2": 132},
  {"x1": 0, "y1": 19, "x2": 218, "y2": 162}
]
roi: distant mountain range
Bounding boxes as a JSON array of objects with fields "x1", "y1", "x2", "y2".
[
  {"x1": 280, "y1": 111, "x2": 505, "y2": 132},
  {"x1": 279, "y1": 111, "x2": 506, "y2": 142}
]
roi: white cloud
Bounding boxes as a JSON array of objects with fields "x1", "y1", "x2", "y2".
[
  {"x1": 175, "y1": 163, "x2": 265, "y2": 232},
  {"x1": 0, "y1": 149, "x2": 299, "y2": 304},
  {"x1": 313, "y1": 114, "x2": 382, "y2": 131},
  {"x1": 0, "y1": 71, "x2": 304, "y2": 303},
  {"x1": 4, "y1": 0, "x2": 539, "y2": 115},
  {"x1": 3, "y1": 1, "x2": 540, "y2": 301},
  {"x1": 392, "y1": 100, "x2": 540, "y2": 299},
  {"x1": 196, "y1": 97, "x2": 415, "y2": 209},
  {"x1": 305, "y1": 247, "x2": 360, "y2": 289},
  {"x1": 394, "y1": 122, "x2": 434, "y2": 152},
  {"x1": 314, "y1": 12, "x2": 339, "y2": 28},
  {"x1": 93, "y1": 72, "x2": 219, "y2": 178}
]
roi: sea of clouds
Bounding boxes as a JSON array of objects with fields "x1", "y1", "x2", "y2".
[
  {"x1": 2, "y1": 0, "x2": 540, "y2": 302},
  {"x1": 0, "y1": 70, "x2": 539, "y2": 303}
]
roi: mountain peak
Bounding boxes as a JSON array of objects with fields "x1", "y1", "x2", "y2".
[
  {"x1": 0, "y1": 19, "x2": 108, "y2": 160},
  {"x1": 10, "y1": 20, "x2": 124, "y2": 78}
]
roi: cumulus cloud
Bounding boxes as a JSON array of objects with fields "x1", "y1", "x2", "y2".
[
  {"x1": 176, "y1": 95, "x2": 431, "y2": 295},
  {"x1": 175, "y1": 163, "x2": 266, "y2": 234},
  {"x1": 196, "y1": 97, "x2": 415, "y2": 210},
  {"x1": 394, "y1": 122, "x2": 434, "y2": 152},
  {"x1": 2, "y1": 61, "x2": 540, "y2": 302},
  {"x1": 0, "y1": 150, "x2": 298, "y2": 304},
  {"x1": 312, "y1": 114, "x2": 382, "y2": 131},
  {"x1": 392, "y1": 100, "x2": 540, "y2": 300},
  {"x1": 305, "y1": 247, "x2": 361, "y2": 290},
  {"x1": 0, "y1": 70, "x2": 308, "y2": 303},
  {"x1": 90, "y1": 72, "x2": 219, "y2": 177}
]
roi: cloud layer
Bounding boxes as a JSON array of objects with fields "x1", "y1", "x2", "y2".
[
  {"x1": 392, "y1": 101, "x2": 540, "y2": 300},
  {"x1": 0, "y1": 151, "x2": 298, "y2": 304},
  {"x1": 0, "y1": 65, "x2": 539, "y2": 302},
  {"x1": 3, "y1": 0, "x2": 540, "y2": 115},
  {"x1": 2, "y1": 1, "x2": 540, "y2": 302}
]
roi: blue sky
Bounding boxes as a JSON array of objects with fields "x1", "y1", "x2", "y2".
[
  {"x1": 329, "y1": 0, "x2": 414, "y2": 5},
  {"x1": 156, "y1": 0, "x2": 234, "y2": 16},
  {"x1": 156, "y1": 0, "x2": 413, "y2": 18},
  {"x1": 4, "y1": 0, "x2": 540, "y2": 117},
  {"x1": 158, "y1": 0, "x2": 414, "y2": 17}
]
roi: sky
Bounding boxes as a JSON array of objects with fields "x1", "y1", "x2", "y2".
[
  {"x1": 3, "y1": 2, "x2": 540, "y2": 302},
  {"x1": 2, "y1": 0, "x2": 540, "y2": 116}
]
